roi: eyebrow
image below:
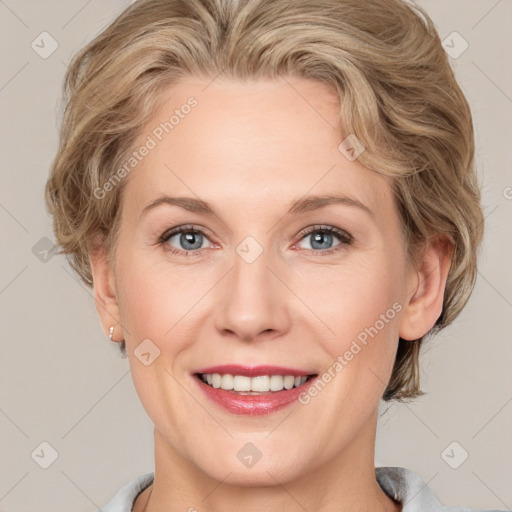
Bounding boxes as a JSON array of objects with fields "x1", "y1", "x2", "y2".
[{"x1": 140, "y1": 193, "x2": 374, "y2": 220}]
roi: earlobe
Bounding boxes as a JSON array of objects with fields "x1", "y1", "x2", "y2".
[
  {"x1": 88, "y1": 242, "x2": 124, "y2": 340},
  {"x1": 399, "y1": 236, "x2": 454, "y2": 341}
]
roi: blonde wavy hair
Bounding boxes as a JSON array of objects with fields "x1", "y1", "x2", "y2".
[{"x1": 45, "y1": 0, "x2": 484, "y2": 401}]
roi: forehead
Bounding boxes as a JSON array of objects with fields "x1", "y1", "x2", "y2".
[{"x1": 122, "y1": 76, "x2": 394, "y2": 220}]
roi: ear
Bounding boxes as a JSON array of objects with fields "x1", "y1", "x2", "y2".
[
  {"x1": 88, "y1": 239, "x2": 124, "y2": 342},
  {"x1": 399, "y1": 236, "x2": 454, "y2": 341}
]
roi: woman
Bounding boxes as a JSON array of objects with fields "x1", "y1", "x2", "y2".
[{"x1": 44, "y1": 0, "x2": 506, "y2": 510}]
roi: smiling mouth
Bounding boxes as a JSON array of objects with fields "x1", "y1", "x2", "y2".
[{"x1": 195, "y1": 373, "x2": 317, "y2": 394}]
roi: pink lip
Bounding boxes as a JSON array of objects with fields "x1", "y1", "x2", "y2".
[
  {"x1": 192, "y1": 365, "x2": 314, "y2": 377},
  {"x1": 191, "y1": 365, "x2": 318, "y2": 416}
]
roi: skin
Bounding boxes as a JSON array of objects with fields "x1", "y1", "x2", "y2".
[{"x1": 90, "y1": 76, "x2": 452, "y2": 512}]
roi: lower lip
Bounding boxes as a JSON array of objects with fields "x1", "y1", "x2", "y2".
[{"x1": 194, "y1": 375, "x2": 317, "y2": 416}]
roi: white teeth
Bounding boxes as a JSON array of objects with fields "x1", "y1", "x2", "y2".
[
  {"x1": 251, "y1": 375, "x2": 270, "y2": 392},
  {"x1": 233, "y1": 375, "x2": 251, "y2": 391},
  {"x1": 220, "y1": 374, "x2": 234, "y2": 390},
  {"x1": 199, "y1": 373, "x2": 311, "y2": 393},
  {"x1": 284, "y1": 375, "x2": 295, "y2": 389},
  {"x1": 211, "y1": 373, "x2": 222, "y2": 388},
  {"x1": 269, "y1": 375, "x2": 284, "y2": 391}
]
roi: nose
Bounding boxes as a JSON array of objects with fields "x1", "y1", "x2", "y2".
[{"x1": 213, "y1": 244, "x2": 292, "y2": 342}]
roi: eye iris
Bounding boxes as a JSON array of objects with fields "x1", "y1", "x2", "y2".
[
  {"x1": 181, "y1": 231, "x2": 202, "y2": 250},
  {"x1": 311, "y1": 231, "x2": 333, "y2": 250}
]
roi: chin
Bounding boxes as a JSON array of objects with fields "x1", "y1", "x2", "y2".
[
  {"x1": 193, "y1": 446, "x2": 309, "y2": 487},
  {"x1": 207, "y1": 463, "x2": 304, "y2": 487}
]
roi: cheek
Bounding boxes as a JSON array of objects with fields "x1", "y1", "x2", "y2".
[
  {"x1": 307, "y1": 253, "x2": 405, "y2": 384},
  {"x1": 299, "y1": 255, "x2": 404, "y2": 339},
  {"x1": 115, "y1": 253, "x2": 187, "y2": 426},
  {"x1": 114, "y1": 248, "x2": 177, "y2": 344}
]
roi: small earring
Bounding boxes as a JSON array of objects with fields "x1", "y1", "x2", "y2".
[{"x1": 109, "y1": 325, "x2": 115, "y2": 341}]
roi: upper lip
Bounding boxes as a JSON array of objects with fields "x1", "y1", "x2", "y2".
[{"x1": 192, "y1": 365, "x2": 317, "y2": 378}]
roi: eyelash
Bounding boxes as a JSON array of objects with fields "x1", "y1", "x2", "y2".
[{"x1": 159, "y1": 224, "x2": 353, "y2": 257}]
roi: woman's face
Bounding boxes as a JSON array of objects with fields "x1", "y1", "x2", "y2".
[{"x1": 97, "y1": 76, "x2": 421, "y2": 484}]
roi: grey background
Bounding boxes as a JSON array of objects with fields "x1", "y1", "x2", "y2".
[{"x1": 0, "y1": 1, "x2": 511, "y2": 511}]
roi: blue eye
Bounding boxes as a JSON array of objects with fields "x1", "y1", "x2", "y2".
[
  {"x1": 159, "y1": 224, "x2": 353, "y2": 257},
  {"x1": 295, "y1": 225, "x2": 353, "y2": 255},
  {"x1": 160, "y1": 225, "x2": 209, "y2": 255}
]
